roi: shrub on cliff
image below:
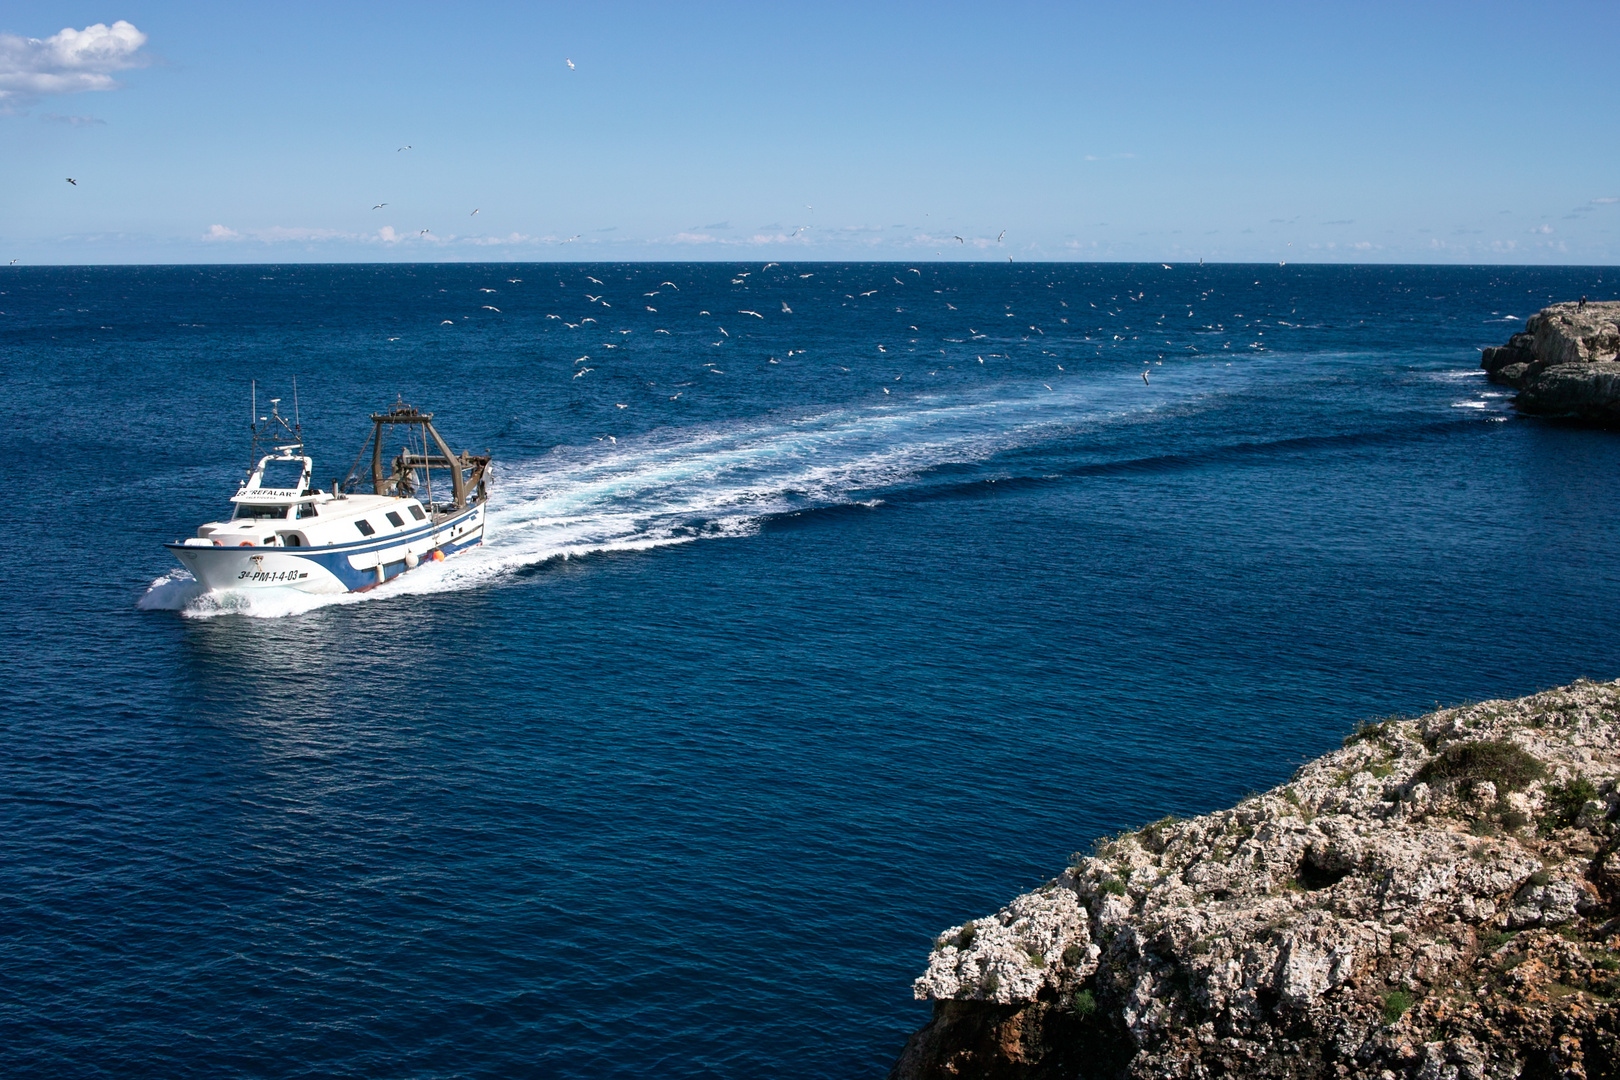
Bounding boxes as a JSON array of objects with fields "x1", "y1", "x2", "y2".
[
  {"x1": 1542, "y1": 776, "x2": 1600, "y2": 830},
  {"x1": 1415, "y1": 739, "x2": 1544, "y2": 793}
]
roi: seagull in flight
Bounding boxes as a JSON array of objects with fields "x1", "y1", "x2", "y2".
[
  {"x1": 373, "y1": 203, "x2": 387, "y2": 210},
  {"x1": 997, "y1": 230, "x2": 1005, "y2": 243},
  {"x1": 1142, "y1": 370, "x2": 1150, "y2": 384},
  {"x1": 586, "y1": 276, "x2": 603, "y2": 285},
  {"x1": 420, "y1": 228, "x2": 430, "y2": 234},
  {"x1": 954, "y1": 236, "x2": 964, "y2": 243},
  {"x1": 479, "y1": 287, "x2": 496, "y2": 292},
  {"x1": 566, "y1": 58, "x2": 575, "y2": 69},
  {"x1": 65, "y1": 178, "x2": 77, "y2": 185},
  {"x1": 482, "y1": 305, "x2": 500, "y2": 311},
  {"x1": 739, "y1": 310, "x2": 763, "y2": 318},
  {"x1": 471, "y1": 209, "x2": 480, "y2": 216},
  {"x1": 574, "y1": 367, "x2": 593, "y2": 377},
  {"x1": 398, "y1": 145, "x2": 412, "y2": 151}
]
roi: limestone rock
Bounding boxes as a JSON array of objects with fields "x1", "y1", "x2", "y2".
[
  {"x1": 892, "y1": 680, "x2": 1620, "y2": 1080},
  {"x1": 1482, "y1": 301, "x2": 1620, "y2": 421}
]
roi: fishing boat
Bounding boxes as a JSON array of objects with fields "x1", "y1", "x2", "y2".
[{"x1": 166, "y1": 391, "x2": 491, "y2": 594}]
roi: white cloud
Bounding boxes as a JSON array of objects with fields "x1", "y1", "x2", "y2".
[
  {"x1": 1593, "y1": 197, "x2": 1620, "y2": 204},
  {"x1": 204, "y1": 224, "x2": 240, "y2": 241},
  {"x1": 0, "y1": 21, "x2": 150, "y2": 106},
  {"x1": 41, "y1": 111, "x2": 105, "y2": 125}
]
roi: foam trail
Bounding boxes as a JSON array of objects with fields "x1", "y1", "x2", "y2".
[{"x1": 141, "y1": 373, "x2": 1224, "y2": 618}]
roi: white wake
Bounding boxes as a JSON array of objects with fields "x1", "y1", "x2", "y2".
[{"x1": 138, "y1": 373, "x2": 1222, "y2": 618}]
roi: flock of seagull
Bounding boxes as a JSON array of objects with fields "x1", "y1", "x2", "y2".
[{"x1": 407, "y1": 263, "x2": 1251, "y2": 446}]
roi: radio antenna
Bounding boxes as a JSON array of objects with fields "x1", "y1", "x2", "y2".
[
  {"x1": 292, "y1": 375, "x2": 302, "y2": 443},
  {"x1": 250, "y1": 379, "x2": 258, "y2": 473}
]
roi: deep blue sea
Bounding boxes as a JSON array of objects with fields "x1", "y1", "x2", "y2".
[{"x1": 4, "y1": 261, "x2": 1620, "y2": 1078}]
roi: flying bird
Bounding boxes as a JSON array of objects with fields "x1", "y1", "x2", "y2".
[
  {"x1": 1142, "y1": 370, "x2": 1150, "y2": 384},
  {"x1": 373, "y1": 203, "x2": 387, "y2": 210},
  {"x1": 954, "y1": 236, "x2": 964, "y2": 243},
  {"x1": 574, "y1": 368, "x2": 593, "y2": 377},
  {"x1": 616, "y1": 403, "x2": 627, "y2": 409},
  {"x1": 997, "y1": 230, "x2": 1005, "y2": 243},
  {"x1": 781, "y1": 302, "x2": 792, "y2": 313},
  {"x1": 479, "y1": 287, "x2": 496, "y2": 292},
  {"x1": 441, "y1": 320, "x2": 454, "y2": 325},
  {"x1": 398, "y1": 145, "x2": 412, "y2": 151},
  {"x1": 739, "y1": 310, "x2": 763, "y2": 318},
  {"x1": 65, "y1": 178, "x2": 77, "y2": 185},
  {"x1": 586, "y1": 276, "x2": 603, "y2": 284},
  {"x1": 471, "y1": 209, "x2": 480, "y2": 216},
  {"x1": 482, "y1": 305, "x2": 500, "y2": 311},
  {"x1": 566, "y1": 58, "x2": 575, "y2": 69},
  {"x1": 420, "y1": 228, "x2": 430, "y2": 234}
]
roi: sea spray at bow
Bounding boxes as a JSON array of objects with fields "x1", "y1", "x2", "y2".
[{"x1": 136, "y1": 371, "x2": 1222, "y2": 618}]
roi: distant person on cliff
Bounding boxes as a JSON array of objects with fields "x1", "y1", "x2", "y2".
[{"x1": 1579, "y1": 295, "x2": 1588, "y2": 310}]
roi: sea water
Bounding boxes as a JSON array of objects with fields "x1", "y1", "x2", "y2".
[{"x1": 3, "y1": 262, "x2": 1620, "y2": 1077}]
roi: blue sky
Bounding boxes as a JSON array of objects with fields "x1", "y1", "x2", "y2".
[{"x1": 4, "y1": 1, "x2": 1619, "y2": 264}]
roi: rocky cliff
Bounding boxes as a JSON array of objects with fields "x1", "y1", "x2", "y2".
[
  {"x1": 1482, "y1": 302, "x2": 1620, "y2": 421},
  {"x1": 893, "y1": 681, "x2": 1620, "y2": 1080}
]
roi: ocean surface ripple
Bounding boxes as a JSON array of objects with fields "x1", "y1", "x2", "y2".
[{"x1": 3, "y1": 262, "x2": 1620, "y2": 1077}]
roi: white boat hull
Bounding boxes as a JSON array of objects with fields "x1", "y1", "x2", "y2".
[{"x1": 168, "y1": 504, "x2": 485, "y2": 594}]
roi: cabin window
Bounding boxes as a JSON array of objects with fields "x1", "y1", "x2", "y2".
[
  {"x1": 234, "y1": 504, "x2": 287, "y2": 520},
  {"x1": 386, "y1": 511, "x2": 405, "y2": 527},
  {"x1": 297, "y1": 502, "x2": 319, "y2": 519},
  {"x1": 284, "y1": 534, "x2": 302, "y2": 547},
  {"x1": 355, "y1": 519, "x2": 376, "y2": 537},
  {"x1": 408, "y1": 504, "x2": 426, "y2": 521}
]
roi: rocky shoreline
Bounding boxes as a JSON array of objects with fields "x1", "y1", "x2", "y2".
[
  {"x1": 892, "y1": 680, "x2": 1620, "y2": 1079},
  {"x1": 1482, "y1": 302, "x2": 1620, "y2": 422}
]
